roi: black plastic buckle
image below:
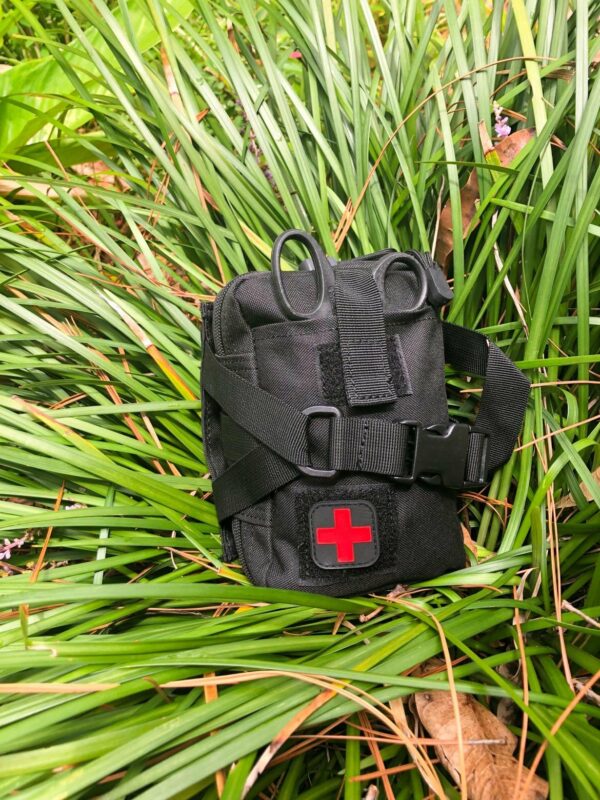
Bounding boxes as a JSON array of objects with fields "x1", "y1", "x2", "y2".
[
  {"x1": 394, "y1": 422, "x2": 476, "y2": 489},
  {"x1": 299, "y1": 405, "x2": 341, "y2": 479}
]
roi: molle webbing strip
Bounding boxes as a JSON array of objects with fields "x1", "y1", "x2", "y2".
[{"x1": 334, "y1": 269, "x2": 397, "y2": 407}]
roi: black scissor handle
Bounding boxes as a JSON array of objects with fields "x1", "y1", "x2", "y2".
[
  {"x1": 271, "y1": 229, "x2": 330, "y2": 320},
  {"x1": 372, "y1": 251, "x2": 428, "y2": 313}
]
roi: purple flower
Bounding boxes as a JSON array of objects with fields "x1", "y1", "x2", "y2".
[
  {"x1": 0, "y1": 534, "x2": 30, "y2": 560},
  {"x1": 493, "y1": 102, "x2": 511, "y2": 138}
]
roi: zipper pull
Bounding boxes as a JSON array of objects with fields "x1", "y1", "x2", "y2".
[
  {"x1": 220, "y1": 525, "x2": 238, "y2": 562},
  {"x1": 407, "y1": 250, "x2": 453, "y2": 307}
]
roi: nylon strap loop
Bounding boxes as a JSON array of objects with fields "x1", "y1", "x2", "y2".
[
  {"x1": 334, "y1": 268, "x2": 397, "y2": 407},
  {"x1": 202, "y1": 342, "x2": 310, "y2": 465},
  {"x1": 442, "y1": 322, "x2": 530, "y2": 474}
]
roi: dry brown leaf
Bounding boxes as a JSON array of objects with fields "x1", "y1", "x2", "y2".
[
  {"x1": 462, "y1": 523, "x2": 479, "y2": 559},
  {"x1": 414, "y1": 669, "x2": 548, "y2": 800},
  {"x1": 556, "y1": 466, "x2": 600, "y2": 508},
  {"x1": 203, "y1": 674, "x2": 225, "y2": 797},
  {"x1": 0, "y1": 178, "x2": 85, "y2": 199},
  {"x1": 389, "y1": 697, "x2": 447, "y2": 798},
  {"x1": 227, "y1": 20, "x2": 240, "y2": 53},
  {"x1": 435, "y1": 128, "x2": 535, "y2": 267},
  {"x1": 0, "y1": 161, "x2": 125, "y2": 200},
  {"x1": 72, "y1": 160, "x2": 125, "y2": 190}
]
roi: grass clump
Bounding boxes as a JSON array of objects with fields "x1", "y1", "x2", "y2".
[{"x1": 0, "y1": 1, "x2": 598, "y2": 797}]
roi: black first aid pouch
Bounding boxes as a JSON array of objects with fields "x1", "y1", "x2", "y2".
[{"x1": 201, "y1": 230, "x2": 530, "y2": 596}]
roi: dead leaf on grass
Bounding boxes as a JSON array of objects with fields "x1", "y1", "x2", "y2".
[
  {"x1": 414, "y1": 661, "x2": 548, "y2": 800},
  {"x1": 435, "y1": 128, "x2": 535, "y2": 267},
  {"x1": 556, "y1": 466, "x2": 600, "y2": 508}
]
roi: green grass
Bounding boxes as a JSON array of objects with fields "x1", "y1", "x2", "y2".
[{"x1": 0, "y1": 1, "x2": 598, "y2": 797}]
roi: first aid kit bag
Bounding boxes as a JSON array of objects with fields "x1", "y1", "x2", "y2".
[{"x1": 201, "y1": 230, "x2": 530, "y2": 596}]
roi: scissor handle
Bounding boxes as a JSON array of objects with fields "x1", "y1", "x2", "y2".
[
  {"x1": 372, "y1": 251, "x2": 428, "y2": 313},
  {"x1": 271, "y1": 229, "x2": 329, "y2": 320}
]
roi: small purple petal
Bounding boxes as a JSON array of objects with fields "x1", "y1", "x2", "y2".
[{"x1": 495, "y1": 121, "x2": 511, "y2": 138}]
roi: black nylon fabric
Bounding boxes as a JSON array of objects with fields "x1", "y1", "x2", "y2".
[{"x1": 201, "y1": 239, "x2": 529, "y2": 596}]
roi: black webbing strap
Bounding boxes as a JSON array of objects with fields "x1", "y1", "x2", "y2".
[
  {"x1": 212, "y1": 446, "x2": 298, "y2": 520},
  {"x1": 442, "y1": 322, "x2": 530, "y2": 474},
  {"x1": 204, "y1": 342, "x2": 414, "y2": 472},
  {"x1": 334, "y1": 269, "x2": 397, "y2": 407},
  {"x1": 204, "y1": 342, "x2": 412, "y2": 475},
  {"x1": 330, "y1": 418, "x2": 412, "y2": 472},
  {"x1": 202, "y1": 341, "x2": 310, "y2": 467},
  {"x1": 211, "y1": 423, "x2": 410, "y2": 522},
  {"x1": 204, "y1": 326, "x2": 529, "y2": 520}
]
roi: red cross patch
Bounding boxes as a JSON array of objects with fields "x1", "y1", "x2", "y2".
[{"x1": 310, "y1": 501, "x2": 379, "y2": 569}]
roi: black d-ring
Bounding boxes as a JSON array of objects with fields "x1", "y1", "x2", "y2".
[
  {"x1": 372, "y1": 251, "x2": 428, "y2": 313},
  {"x1": 271, "y1": 229, "x2": 329, "y2": 320},
  {"x1": 298, "y1": 405, "x2": 341, "y2": 478}
]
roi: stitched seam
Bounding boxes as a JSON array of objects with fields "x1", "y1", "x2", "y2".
[
  {"x1": 252, "y1": 314, "x2": 437, "y2": 342},
  {"x1": 236, "y1": 510, "x2": 270, "y2": 525},
  {"x1": 351, "y1": 392, "x2": 395, "y2": 400},
  {"x1": 220, "y1": 355, "x2": 255, "y2": 364},
  {"x1": 253, "y1": 325, "x2": 338, "y2": 342},
  {"x1": 225, "y1": 366, "x2": 255, "y2": 374},
  {"x1": 358, "y1": 420, "x2": 369, "y2": 470}
]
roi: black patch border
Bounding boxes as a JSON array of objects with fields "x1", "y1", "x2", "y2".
[
  {"x1": 309, "y1": 499, "x2": 379, "y2": 570},
  {"x1": 296, "y1": 485, "x2": 399, "y2": 581}
]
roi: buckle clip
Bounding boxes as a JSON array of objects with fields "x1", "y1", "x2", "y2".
[
  {"x1": 395, "y1": 422, "x2": 482, "y2": 489},
  {"x1": 299, "y1": 405, "x2": 340, "y2": 479}
]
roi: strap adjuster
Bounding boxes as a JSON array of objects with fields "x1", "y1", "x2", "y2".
[
  {"x1": 299, "y1": 406, "x2": 341, "y2": 479},
  {"x1": 394, "y1": 422, "x2": 485, "y2": 489}
]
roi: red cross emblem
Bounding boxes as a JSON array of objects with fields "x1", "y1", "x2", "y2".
[
  {"x1": 310, "y1": 501, "x2": 379, "y2": 569},
  {"x1": 315, "y1": 507, "x2": 374, "y2": 563}
]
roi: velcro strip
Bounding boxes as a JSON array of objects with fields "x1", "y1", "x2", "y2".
[{"x1": 319, "y1": 335, "x2": 412, "y2": 409}]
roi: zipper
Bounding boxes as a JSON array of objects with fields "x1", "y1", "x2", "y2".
[
  {"x1": 212, "y1": 274, "x2": 247, "y2": 356},
  {"x1": 221, "y1": 524, "x2": 238, "y2": 562},
  {"x1": 231, "y1": 518, "x2": 249, "y2": 575},
  {"x1": 211, "y1": 276, "x2": 251, "y2": 569},
  {"x1": 406, "y1": 250, "x2": 453, "y2": 307}
]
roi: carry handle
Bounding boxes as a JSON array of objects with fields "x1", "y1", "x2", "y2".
[{"x1": 271, "y1": 229, "x2": 332, "y2": 320}]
